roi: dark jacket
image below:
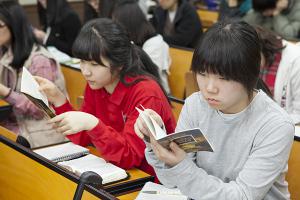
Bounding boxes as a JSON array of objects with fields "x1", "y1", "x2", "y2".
[
  {"x1": 83, "y1": 1, "x2": 99, "y2": 23},
  {"x1": 45, "y1": 9, "x2": 81, "y2": 56},
  {"x1": 151, "y1": 0, "x2": 202, "y2": 48}
]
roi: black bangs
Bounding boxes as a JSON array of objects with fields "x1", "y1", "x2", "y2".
[
  {"x1": 72, "y1": 23, "x2": 107, "y2": 66},
  {"x1": 191, "y1": 20, "x2": 261, "y2": 93}
]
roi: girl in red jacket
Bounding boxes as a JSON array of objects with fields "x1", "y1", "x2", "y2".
[{"x1": 36, "y1": 18, "x2": 176, "y2": 176}]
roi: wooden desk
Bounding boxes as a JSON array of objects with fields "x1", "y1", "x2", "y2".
[
  {"x1": 197, "y1": 9, "x2": 219, "y2": 29},
  {"x1": 168, "y1": 47, "x2": 194, "y2": 100},
  {"x1": 286, "y1": 128, "x2": 300, "y2": 200},
  {"x1": 0, "y1": 127, "x2": 153, "y2": 199},
  {"x1": 0, "y1": 135, "x2": 116, "y2": 200}
]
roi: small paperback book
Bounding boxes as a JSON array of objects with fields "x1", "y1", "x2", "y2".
[
  {"x1": 20, "y1": 67, "x2": 56, "y2": 118},
  {"x1": 135, "y1": 182, "x2": 188, "y2": 200},
  {"x1": 136, "y1": 106, "x2": 213, "y2": 153}
]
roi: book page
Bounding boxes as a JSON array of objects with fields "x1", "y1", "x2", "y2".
[
  {"x1": 33, "y1": 142, "x2": 89, "y2": 162},
  {"x1": 135, "y1": 182, "x2": 188, "y2": 200},
  {"x1": 21, "y1": 67, "x2": 49, "y2": 107},
  {"x1": 136, "y1": 107, "x2": 166, "y2": 139}
]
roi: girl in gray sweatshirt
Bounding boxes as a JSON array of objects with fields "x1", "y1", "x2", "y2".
[{"x1": 134, "y1": 20, "x2": 294, "y2": 200}]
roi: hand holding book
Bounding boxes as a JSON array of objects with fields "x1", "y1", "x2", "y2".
[
  {"x1": 135, "y1": 106, "x2": 214, "y2": 153},
  {"x1": 34, "y1": 75, "x2": 67, "y2": 107}
]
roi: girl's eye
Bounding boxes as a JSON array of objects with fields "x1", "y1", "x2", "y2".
[
  {"x1": 199, "y1": 72, "x2": 206, "y2": 76},
  {"x1": 91, "y1": 62, "x2": 99, "y2": 66}
]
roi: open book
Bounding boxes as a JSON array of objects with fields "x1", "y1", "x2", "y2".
[
  {"x1": 135, "y1": 182, "x2": 188, "y2": 200},
  {"x1": 34, "y1": 142, "x2": 128, "y2": 184},
  {"x1": 58, "y1": 154, "x2": 128, "y2": 184},
  {"x1": 20, "y1": 67, "x2": 55, "y2": 118},
  {"x1": 136, "y1": 107, "x2": 214, "y2": 153}
]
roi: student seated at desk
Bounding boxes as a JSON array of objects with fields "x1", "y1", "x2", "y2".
[
  {"x1": 150, "y1": 0, "x2": 202, "y2": 48},
  {"x1": 0, "y1": 0, "x2": 67, "y2": 148},
  {"x1": 255, "y1": 26, "x2": 300, "y2": 124},
  {"x1": 36, "y1": 18, "x2": 176, "y2": 176},
  {"x1": 243, "y1": 0, "x2": 300, "y2": 39},
  {"x1": 134, "y1": 21, "x2": 294, "y2": 199},
  {"x1": 33, "y1": 0, "x2": 81, "y2": 56},
  {"x1": 112, "y1": 0, "x2": 171, "y2": 94}
]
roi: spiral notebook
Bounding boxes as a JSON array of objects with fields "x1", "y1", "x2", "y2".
[{"x1": 33, "y1": 142, "x2": 89, "y2": 162}]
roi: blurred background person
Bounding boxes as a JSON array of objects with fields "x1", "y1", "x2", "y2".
[
  {"x1": 244, "y1": 0, "x2": 300, "y2": 39},
  {"x1": 34, "y1": 0, "x2": 81, "y2": 56},
  {"x1": 255, "y1": 25, "x2": 300, "y2": 124},
  {"x1": 0, "y1": 0, "x2": 67, "y2": 148},
  {"x1": 150, "y1": 0, "x2": 203, "y2": 48},
  {"x1": 112, "y1": 0, "x2": 171, "y2": 93}
]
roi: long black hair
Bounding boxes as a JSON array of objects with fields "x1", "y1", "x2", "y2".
[
  {"x1": 112, "y1": 1, "x2": 157, "y2": 47},
  {"x1": 37, "y1": 0, "x2": 72, "y2": 27},
  {"x1": 0, "y1": 0, "x2": 36, "y2": 70},
  {"x1": 191, "y1": 20, "x2": 261, "y2": 97},
  {"x1": 72, "y1": 18, "x2": 166, "y2": 93}
]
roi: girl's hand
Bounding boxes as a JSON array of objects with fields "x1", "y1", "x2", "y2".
[
  {"x1": 49, "y1": 111, "x2": 99, "y2": 135},
  {"x1": 150, "y1": 134, "x2": 186, "y2": 167},
  {"x1": 134, "y1": 109, "x2": 164, "y2": 140},
  {"x1": 35, "y1": 76, "x2": 66, "y2": 107}
]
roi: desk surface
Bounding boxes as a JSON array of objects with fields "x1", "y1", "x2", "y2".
[{"x1": 0, "y1": 127, "x2": 152, "y2": 199}]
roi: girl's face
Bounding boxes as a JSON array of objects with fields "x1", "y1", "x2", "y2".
[
  {"x1": 196, "y1": 72, "x2": 251, "y2": 114},
  {"x1": 0, "y1": 20, "x2": 11, "y2": 47},
  {"x1": 80, "y1": 57, "x2": 120, "y2": 93}
]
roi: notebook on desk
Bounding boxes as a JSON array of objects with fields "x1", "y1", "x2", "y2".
[
  {"x1": 33, "y1": 142, "x2": 89, "y2": 162},
  {"x1": 33, "y1": 142, "x2": 128, "y2": 185}
]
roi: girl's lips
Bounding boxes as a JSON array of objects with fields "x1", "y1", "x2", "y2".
[{"x1": 207, "y1": 98, "x2": 220, "y2": 105}]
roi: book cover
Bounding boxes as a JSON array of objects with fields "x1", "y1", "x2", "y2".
[
  {"x1": 136, "y1": 107, "x2": 214, "y2": 153},
  {"x1": 20, "y1": 67, "x2": 56, "y2": 118}
]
